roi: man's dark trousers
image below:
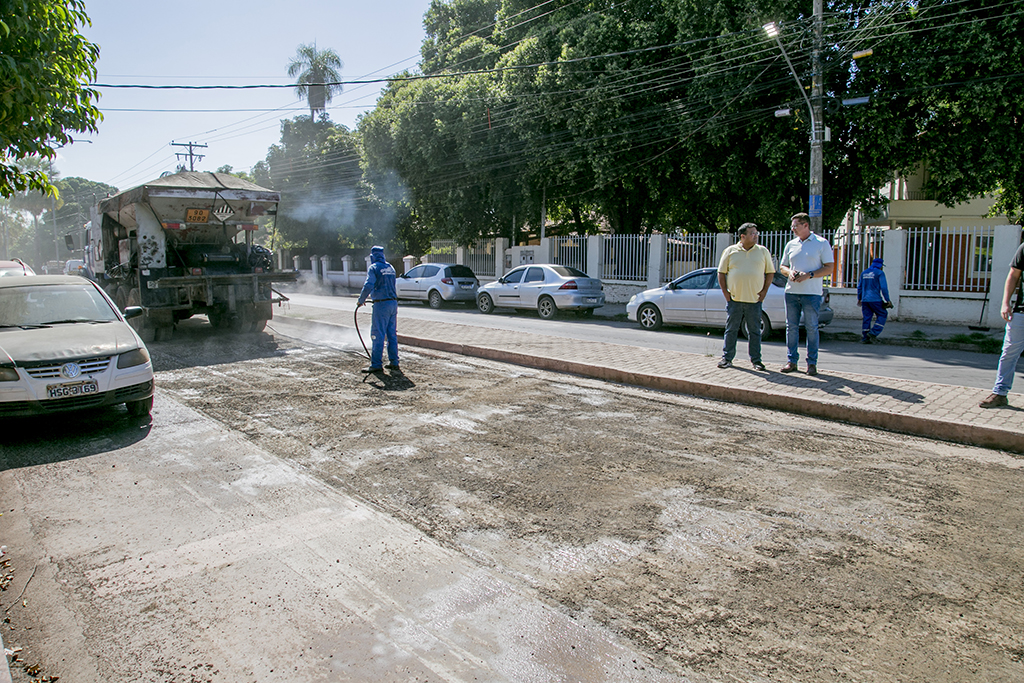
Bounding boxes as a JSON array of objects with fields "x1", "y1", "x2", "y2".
[{"x1": 722, "y1": 300, "x2": 763, "y2": 363}]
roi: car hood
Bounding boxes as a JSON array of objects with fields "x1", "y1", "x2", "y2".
[{"x1": 0, "y1": 322, "x2": 141, "y2": 365}]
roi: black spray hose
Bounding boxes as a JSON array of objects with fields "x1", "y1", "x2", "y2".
[{"x1": 354, "y1": 305, "x2": 371, "y2": 360}]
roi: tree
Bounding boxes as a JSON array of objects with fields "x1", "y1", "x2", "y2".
[
  {"x1": 287, "y1": 44, "x2": 344, "y2": 119},
  {"x1": 0, "y1": 0, "x2": 101, "y2": 198},
  {"x1": 54, "y1": 176, "x2": 117, "y2": 255},
  {"x1": 255, "y1": 116, "x2": 369, "y2": 253}
]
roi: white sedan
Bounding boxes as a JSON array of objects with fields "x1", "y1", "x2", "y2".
[
  {"x1": 477, "y1": 264, "x2": 605, "y2": 319},
  {"x1": 626, "y1": 267, "x2": 833, "y2": 337}
]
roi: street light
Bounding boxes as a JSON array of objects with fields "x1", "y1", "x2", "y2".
[{"x1": 764, "y1": 12, "x2": 825, "y2": 233}]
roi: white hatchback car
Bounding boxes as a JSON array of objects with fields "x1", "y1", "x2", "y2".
[
  {"x1": 476, "y1": 264, "x2": 605, "y2": 319},
  {"x1": 0, "y1": 275, "x2": 155, "y2": 418}
]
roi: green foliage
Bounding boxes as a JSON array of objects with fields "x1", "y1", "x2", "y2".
[
  {"x1": 0, "y1": 0, "x2": 101, "y2": 198},
  {"x1": 255, "y1": 116, "x2": 386, "y2": 253},
  {"x1": 358, "y1": 0, "x2": 1023, "y2": 247},
  {"x1": 287, "y1": 44, "x2": 344, "y2": 119},
  {"x1": 53, "y1": 176, "x2": 117, "y2": 246}
]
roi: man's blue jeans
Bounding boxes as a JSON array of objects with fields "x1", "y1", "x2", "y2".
[
  {"x1": 722, "y1": 300, "x2": 763, "y2": 363},
  {"x1": 992, "y1": 313, "x2": 1024, "y2": 396},
  {"x1": 785, "y1": 293, "x2": 821, "y2": 365}
]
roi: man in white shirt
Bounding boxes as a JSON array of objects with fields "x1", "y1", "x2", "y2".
[
  {"x1": 778, "y1": 212, "x2": 834, "y2": 376},
  {"x1": 717, "y1": 223, "x2": 775, "y2": 371}
]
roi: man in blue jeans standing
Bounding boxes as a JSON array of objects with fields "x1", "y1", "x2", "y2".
[
  {"x1": 778, "y1": 212, "x2": 834, "y2": 376},
  {"x1": 356, "y1": 246, "x2": 400, "y2": 373},
  {"x1": 980, "y1": 242, "x2": 1024, "y2": 408}
]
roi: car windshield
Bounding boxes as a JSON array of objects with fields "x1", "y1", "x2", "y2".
[
  {"x1": 549, "y1": 265, "x2": 588, "y2": 278},
  {"x1": 0, "y1": 283, "x2": 119, "y2": 327},
  {"x1": 448, "y1": 265, "x2": 475, "y2": 278}
]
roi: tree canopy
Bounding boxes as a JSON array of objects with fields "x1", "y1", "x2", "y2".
[
  {"x1": 358, "y1": 0, "x2": 1024, "y2": 244},
  {"x1": 0, "y1": 0, "x2": 101, "y2": 198}
]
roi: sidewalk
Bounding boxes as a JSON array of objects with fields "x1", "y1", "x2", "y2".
[{"x1": 277, "y1": 303, "x2": 1024, "y2": 453}]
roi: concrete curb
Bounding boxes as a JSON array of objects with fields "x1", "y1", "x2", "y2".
[{"x1": 274, "y1": 315, "x2": 1024, "y2": 454}]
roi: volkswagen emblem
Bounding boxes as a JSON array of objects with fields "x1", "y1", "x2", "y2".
[{"x1": 60, "y1": 362, "x2": 82, "y2": 379}]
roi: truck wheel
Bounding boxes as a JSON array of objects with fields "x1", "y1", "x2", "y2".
[
  {"x1": 126, "y1": 288, "x2": 155, "y2": 342},
  {"x1": 208, "y1": 308, "x2": 226, "y2": 329},
  {"x1": 251, "y1": 318, "x2": 268, "y2": 333}
]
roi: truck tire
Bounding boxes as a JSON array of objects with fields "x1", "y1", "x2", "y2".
[{"x1": 208, "y1": 308, "x2": 227, "y2": 329}]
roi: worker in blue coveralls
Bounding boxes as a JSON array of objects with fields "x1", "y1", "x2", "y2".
[
  {"x1": 857, "y1": 257, "x2": 891, "y2": 344},
  {"x1": 356, "y1": 246, "x2": 399, "y2": 373}
]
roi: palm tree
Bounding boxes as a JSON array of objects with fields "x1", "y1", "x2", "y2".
[{"x1": 287, "y1": 44, "x2": 344, "y2": 119}]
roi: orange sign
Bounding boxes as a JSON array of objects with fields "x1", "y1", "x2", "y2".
[{"x1": 185, "y1": 208, "x2": 210, "y2": 223}]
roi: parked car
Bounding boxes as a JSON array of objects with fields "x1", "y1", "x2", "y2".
[
  {"x1": 477, "y1": 264, "x2": 605, "y2": 319},
  {"x1": 0, "y1": 275, "x2": 155, "y2": 418},
  {"x1": 63, "y1": 259, "x2": 86, "y2": 276},
  {"x1": 0, "y1": 259, "x2": 35, "y2": 277},
  {"x1": 626, "y1": 267, "x2": 833, "y2": 337},
  {"x1": 397, "y1": 263, "x2": 479, "y2": 308}
]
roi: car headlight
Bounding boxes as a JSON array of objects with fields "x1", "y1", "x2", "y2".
[
  {"x1": 0, "y1": 367, "x2": 18, "y2": 381},
  {"x1": 117, "y1": 347, "x2": 151, "y2": 369},
  {"x1": 628, "y1": 294, "x2": 637, "y2": 304}
]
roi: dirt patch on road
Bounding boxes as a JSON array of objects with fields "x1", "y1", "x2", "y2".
[{"x1": 151, "y1": 322, "x2": 1024, "y2": 682}]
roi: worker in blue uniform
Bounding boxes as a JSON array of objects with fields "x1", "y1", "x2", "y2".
[
  {"x1": 857, "y1": 257, "x2": 892, "y2": 343},
  {"x1": 356, "y1": 246, "x2": 399, "y2": 372}
]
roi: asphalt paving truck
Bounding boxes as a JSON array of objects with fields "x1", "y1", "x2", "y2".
[{"x1": 87, "y1": 171, "x2": 295, "y2": 341}]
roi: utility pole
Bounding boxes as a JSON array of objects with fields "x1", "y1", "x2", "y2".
[
  {"x1": 765, "y1": 3, "x2": 826, "y2": 233},
  {"x1": 171, "y1": 141, "x2": 208, "y2": 172},
  {"x1": 809, "y1": 0, "x2": 825, "y2": 234}
]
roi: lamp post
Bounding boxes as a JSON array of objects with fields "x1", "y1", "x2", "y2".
[{"x1": 764, "y1": 1, "x2": 825, "y2": 233}]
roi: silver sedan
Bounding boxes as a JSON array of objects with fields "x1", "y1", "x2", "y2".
[
  {"x1": 477, "y1": 264, "x2": 605, "y2": 319},
  {"x1": 626, "y1": 268, "x2": 833, "y2": 337}
]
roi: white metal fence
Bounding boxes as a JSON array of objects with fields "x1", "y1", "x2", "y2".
[
  {"x1": 663, "y1": 232, "x2": 717, "y2": 281},
  {"x1": 465, "y1": 239, "x2": 496, "y2": 277},
  {"x1": 903, "y1": 225, "x2": 993, "y2": 292},
  {"x1": 552, "y1": 236, "x2": 588, "y2": 272},
  {"x1": 600, "y1": 234, "x2": 648, "y2": 282},
  {"x1": 417, "y1": 226, "x2": 995, "y2": 293},
  {"x1": 424, "y1": 239, "x2": 457, "y2": 263},
  {"x1": 831, "y1": 226, "x2": 885, "y2": 288}
]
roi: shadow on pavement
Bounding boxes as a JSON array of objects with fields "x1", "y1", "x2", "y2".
[
  {"x1": 0, "y1": 409, "x2": 152, "y2": 470},
  {"x1": 761, "y1": 370, "x2": 926, "y2": 403}
]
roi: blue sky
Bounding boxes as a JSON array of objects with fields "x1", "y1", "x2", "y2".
[{"x1": 58, "y1": 0, "x2": 433, "y2": 190}]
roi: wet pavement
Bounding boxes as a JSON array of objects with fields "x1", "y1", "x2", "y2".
[{"x1": 276, "y1": 303, "x2": 1024, "y2": 453}]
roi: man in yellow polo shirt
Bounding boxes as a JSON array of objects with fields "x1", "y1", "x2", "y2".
[{"x1": 717, "y1": 223, "x2": 775, "y2": 371}]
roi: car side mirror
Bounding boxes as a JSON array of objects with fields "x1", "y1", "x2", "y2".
[
  {"x1": 123, "y1": 306, "x2": 144, "y2": 320},
  {"x1": 667, "y1": 282, "x2": 676, "y2": 290}
]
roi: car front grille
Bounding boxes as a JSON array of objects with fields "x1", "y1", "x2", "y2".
[{"x1": 25, "y1": 356, "x2": 112, "y2": 379}]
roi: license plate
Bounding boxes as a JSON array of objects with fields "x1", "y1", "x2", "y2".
[
  {"x1": 46, "y1": 380, "x2": 98, "y2": 399},
  {"x1": 585, "y1": 297, "x2": 598, "y2": 304},
  {"x1": 459, "y1": 284, "x2": 473, "y2": 289}
]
